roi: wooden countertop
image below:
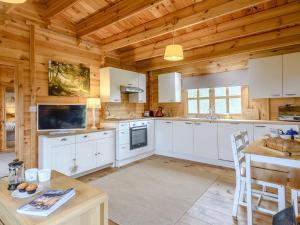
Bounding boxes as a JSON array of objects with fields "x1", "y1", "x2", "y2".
[
  {"x1": 37, "y1": 128, "x2": 115, "y2": 138},
  {"x1": 0, "y1": 171, "x2": 108, "y2": 225},
  {"x1": 101, "y1": 117, "x2": 300, "y2": 125}
]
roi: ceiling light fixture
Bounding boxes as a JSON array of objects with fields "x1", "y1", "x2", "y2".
[
  {"x1": 0, "y1": 0, "x2": 26, "y2": 3},
  {"x1": 164, "y1": 25, "x2": 184, "y2": 61}
]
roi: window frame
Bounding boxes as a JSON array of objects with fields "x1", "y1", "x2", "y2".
[{"x1": 187, "y1": 86, "x2": 244, "y2": 116}]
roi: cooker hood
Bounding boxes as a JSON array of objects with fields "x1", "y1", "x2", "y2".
[{"x1": 120, "y1": 86, "x2": 144, "y2": 93}]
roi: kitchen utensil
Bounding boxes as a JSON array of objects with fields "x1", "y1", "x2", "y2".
[{"x1": 7, "y1": 159, "x2": 24, "y2": 190}]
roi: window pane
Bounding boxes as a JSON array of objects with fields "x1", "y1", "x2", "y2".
[
  {"x1": 188, "y1": 89, "x2": 197, "y2": 98},
  {"x1": 188, "y1": 99, "x2": 197, "y2": 114},
  {"x1": 199, "y1": 88, "x2": 209, "y2": 97},
  {"x1": 229, "y1": 86, "x2": 241, "y2": 96},
  {"x1": 199, "y1": 99, "x2": 210, "y2": 114},
  {"x1": 215, "y1": 99, "x2": 227, "y2": 114},
  {"x1": 215, "y1": 87, "x2": 226, "y2": 97},
  {"x1": 229, "y1": 98, "x2": 242, "y2": 114}
]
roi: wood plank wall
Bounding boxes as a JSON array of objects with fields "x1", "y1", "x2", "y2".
[{"x1": 0, "y1": 16, "x2": 146, "y2": 167}]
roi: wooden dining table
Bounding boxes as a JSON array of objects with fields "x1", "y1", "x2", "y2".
[{"x1": 244, "y1": 139, "x2": 300, "y2": 225}]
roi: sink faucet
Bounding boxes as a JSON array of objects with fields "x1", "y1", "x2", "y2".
[{"x1": 206, "y1": 106, "x2": 218, "y2": 120}]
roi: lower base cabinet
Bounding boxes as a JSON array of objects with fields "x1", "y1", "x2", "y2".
[
  {"x1": 173, "y1": 121, "x2": 194, "y2": 154},
  {"x1": 217, "y1": 122, "x2": 253, "y2": 161},
  {"x1": 193, "y1": 122, "x2": 218, "y2": 160},
  {"x1": 39, "y1": 130, "x2": 115, "y2": 177}
]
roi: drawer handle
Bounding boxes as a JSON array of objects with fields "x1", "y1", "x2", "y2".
[
  {"x1": 255, "y1": 125, "x2": 266, "y2": 128},
  {"x1": 165, "y1": 121, "x2": 172, "y2": 124},
  {"x1": 285, "y1": 93, "x2": 296, "y2": 96},
  {"x1": 103, "y1": 132, "x2": 108, "y2": 135},
  {"x1": 230, "y1": 122, "x2": 240, "y2": 125},
  {"x1": 83, "y1": 135, "x2": 88, "y2": 138},
  {"x1": 272, "y1": 94, "x2": 281, "y2": 97},
  {"x1": 61, "y1": 138, "x2": 67, "y2": 141},
  {"x1": 194, "y1": 123, "x2": 201, "y2": 125},
  {"x1": 185, "y1": 122, "x2": 192, "y2": 125}
]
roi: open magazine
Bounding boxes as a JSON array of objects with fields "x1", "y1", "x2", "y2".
[{"x1": 17, "y1": 188, "x2": 75, "y2": 217}]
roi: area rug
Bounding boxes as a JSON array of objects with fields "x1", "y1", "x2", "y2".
[{"x1": 89, "y1": 157, "x2": 218, "y2": 225}]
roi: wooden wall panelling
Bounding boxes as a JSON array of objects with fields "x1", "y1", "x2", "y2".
[
  {"x1": 136, "y1": 25, "x2": 300, "y2": 72},
  {"x1": 121, "y1": 2, "x2": 300, "y2": 63},
  {"x1": 101, "y1": 0, "x2": 270, "y2": 51}
]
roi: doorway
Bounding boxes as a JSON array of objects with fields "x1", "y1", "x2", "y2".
[{"x1": 0, "y1": 65, "x2": 17, "y2": 177}]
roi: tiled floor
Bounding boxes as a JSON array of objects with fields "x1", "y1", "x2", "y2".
[
  {"x1": 79, "y1": 155, "x2": 274, "y2": 225},
  {"x1": 0, "y1": 152, "x2": 16, "y2": 178}
]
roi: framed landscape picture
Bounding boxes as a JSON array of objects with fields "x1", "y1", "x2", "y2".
[{"x1": 48, "y1": 60, "x2": 90, "y2": 97}]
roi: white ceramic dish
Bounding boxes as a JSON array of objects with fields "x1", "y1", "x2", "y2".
[{"x1": 11, "y1": 185, "x2": 43, "y2": 199}]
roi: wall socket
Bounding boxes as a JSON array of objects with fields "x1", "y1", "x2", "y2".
[{"x1": 29, "y1": 105, "x2": 37, "y2": 113}]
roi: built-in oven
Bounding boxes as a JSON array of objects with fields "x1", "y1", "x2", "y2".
[{"x1": 130, "y1": 121, "x2": 147, "y2": 150}]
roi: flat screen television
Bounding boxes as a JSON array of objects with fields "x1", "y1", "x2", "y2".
[{"x1": 37, "y1": 104, "x2": 87, "y2": 131}]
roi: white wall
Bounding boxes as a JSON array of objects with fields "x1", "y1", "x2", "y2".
[{"x1": 182, "y1": 69, "x2": 249, "y2": 89}]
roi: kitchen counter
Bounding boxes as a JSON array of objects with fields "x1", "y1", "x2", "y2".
[
  {"x1": 101, "y1": 117, "x2": 300, "y2": 125},
  {"x1": 38, "y1": 127, "x2": 115, "y2": 138}
]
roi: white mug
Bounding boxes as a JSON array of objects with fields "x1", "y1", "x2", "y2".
[
  {"x1": 25, "y1": 168, "x2": 38, "y2": 182},
  {"x1": 38, "y1": 169, "x2": 52, "y2": 182}
]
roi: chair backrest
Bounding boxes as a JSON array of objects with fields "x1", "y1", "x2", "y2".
[
  {"x1": 231, "y1": 130, "x2": 249, "y2": 178},
  {"x1": 273, "y1": 206, "x2": 296, "y2": 225}
]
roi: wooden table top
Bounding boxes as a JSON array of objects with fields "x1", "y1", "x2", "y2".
[
  {"x1": 244, "y1": 139, "x2": 300, "y2": 161},
  {"x1": 0, "y1": 171, "x2": 108, "y2": 225}
]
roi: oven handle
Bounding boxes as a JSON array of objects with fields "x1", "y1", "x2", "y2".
[{"x1": 131, "y1": 126, "x2": 147, "y2": 130}]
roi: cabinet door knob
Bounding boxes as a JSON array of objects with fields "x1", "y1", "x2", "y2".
[
  {"x1": 83, "y1": 135, "x2": 88, "y2": 138},
  {"x1": 61, "y1": 138, "x2": 67, "y2": 141},
  {"x1": 104, "y1": 132, "x2": 108, "y2": 135}
]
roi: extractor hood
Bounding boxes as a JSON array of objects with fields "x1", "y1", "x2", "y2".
[{"x1": 120, "y1": 86, "x2": 144, "y2": 94}]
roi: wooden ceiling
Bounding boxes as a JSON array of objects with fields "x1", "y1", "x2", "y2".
[{"x1": 1, "y1": 0, "x2": 300, "y2": 75}]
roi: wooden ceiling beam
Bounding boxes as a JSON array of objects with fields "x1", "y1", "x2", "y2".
[
  {"x1": 121, "y1": 2, "x2": 300, "y2": 63},
  {"x1": 76, "y1": 0, "x2": 166, "y2": 38},
  {"x1": 102, "y1": 0, "x2": 270, "y2": 52},
  {"x1": 45, "y1": 0, "x2": 79, "y2": 19},
  {"x1": 135, "y1": 25, "x2": 300, "y2": 72}
]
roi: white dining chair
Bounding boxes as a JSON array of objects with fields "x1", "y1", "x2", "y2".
[
  {"x1": 291, "y1": 188, "x2": 300, "y2": 217},
  {"x1": 231, "y1": 130, "x2": 286, "y2": 218}
]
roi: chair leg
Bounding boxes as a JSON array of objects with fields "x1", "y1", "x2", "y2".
[
  {"x1": 292, "y1": 189, "x2": 299, "y2": 217},
  {"x1": 232, "y1": 179, "x2": 241, "y2": 218},
  {"x1": 278, "y1": 185, "x2": 286, "y2": 211},
  {"x1": 240, "y1": 179, "x2": 246, "y2": 204}
]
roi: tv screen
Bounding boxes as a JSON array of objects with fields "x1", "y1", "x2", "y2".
[{"x1": 37, "y1": 104, "x2": 87, "y2": 131}]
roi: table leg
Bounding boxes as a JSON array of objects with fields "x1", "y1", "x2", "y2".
[{"x1": 246, "y1": 154, "x2": 253, "y2": 225}]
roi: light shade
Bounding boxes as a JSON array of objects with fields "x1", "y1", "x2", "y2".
[
  {"x1": 164, "y1": 44, "x2": 184, "y2": 61},
  {"x1": 87, "y1": 98, "x2": 101, "y2": 109},
  {"x1": 0, "y1": 0, "x2": 26, "y2": 3}
]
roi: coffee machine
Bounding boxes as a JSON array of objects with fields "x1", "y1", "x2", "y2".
[{"x1": 7, "y1": 159, "x2": 24, "y2": 190}]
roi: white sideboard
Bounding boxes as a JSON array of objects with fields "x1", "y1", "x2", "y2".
[{"x1": 38, "y1": 129, "x2": 115, "y2": 177}]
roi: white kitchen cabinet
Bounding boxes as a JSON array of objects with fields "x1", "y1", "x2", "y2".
[
  {"x1": 75, "y1": 141, "x2": 97, "y2": 174},
  {"x1": 155, "y1": 120, "x2": 173, "y2": 153},
  {"x1": 173, "y1": 121, "x2": 194, "y2": 155},
  {"x1": 100, "y1": 67, "x2": 122, "y2": 102},
  {"x1": 129, "y1": 73, "x2": 147, "y2": 103},
  {"x1": 218, "y1": 122, "x2": 253, "y2": 161},
  {"x1": 50, "y1": 144, "x2": 75, "y2": 176},
  {"x1": 283, "y1": 52, "x2": 300, "y2": 97},
  {"x1": 193, "y1": 122, "x2": 218, "y2": 160},
  {"x1": 39, "y1": 130, "x2": 115, "y2": 177},
  {"x1": 249, "y1": 55, "x2": 283, "y2": 99},
  {"x1": 146, "y1": 120, "x2": 155, "y2": 151},
  {"x1": 96, "y1": 137, "x2": 115, "y2": 167},
  {"x1": 158, "y1": 72, "x2": 181, "y2": 103}
]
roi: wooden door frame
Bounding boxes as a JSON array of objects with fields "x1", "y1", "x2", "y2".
[{"x1": 0, "y1": 57, "x2": 24, "y2": 161}]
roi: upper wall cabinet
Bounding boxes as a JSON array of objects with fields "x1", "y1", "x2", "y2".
[
  {"x1": 100, "y1": 67, "x2": 122, "y2": 102},
  {"x1": 158, "y1": 72, "x2": 182, "y2": 103},
  {"x1": 129, "y1": 74, "x2": 147, "y2": 103},
  {"x1": 100, "y1": 67, "x2": 146, "y2": 103},
  {"x1": 249, "y1": 55, "x2": 282, "y2": 99},
  {"x1": 249, "y1": 52, "x2": 300, "y2": 99},
  {"x1": 283, "y1": 52, "x2": 300, "y2": 97}
]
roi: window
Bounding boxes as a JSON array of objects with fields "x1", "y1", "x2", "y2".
[{"x1": 187, "y1": 86, "x2": 243, "y2": 115}]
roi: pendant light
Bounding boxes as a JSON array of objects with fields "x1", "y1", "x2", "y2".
[
  {"x1": 0, "y1": 0, "x2": 26, "y2": 3},
  {"x1": 164, "y1": 26, "x2": 184, "y2": 61}
]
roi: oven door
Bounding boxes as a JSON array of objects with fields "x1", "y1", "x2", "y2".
[{"x1": 130, "y1": 126, "x2": 147, "y2": 150}]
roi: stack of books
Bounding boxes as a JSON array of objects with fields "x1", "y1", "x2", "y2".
[{"x1": 17, "y1": 188, "x2": 75, "y2": 217}]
